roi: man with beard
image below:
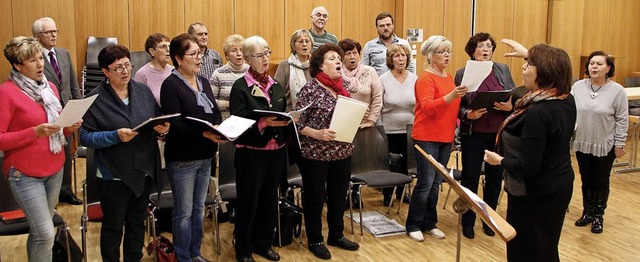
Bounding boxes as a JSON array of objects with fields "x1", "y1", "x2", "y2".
[
  {"x1": 309, "y1": 6, "x2": 338, "y2": 50},
  {"x1": 188, "y1": 23, "x2": 223, "y2": 80},
  {"x1": 362, "y1": 12, "x2": 416, "y2": 76}
]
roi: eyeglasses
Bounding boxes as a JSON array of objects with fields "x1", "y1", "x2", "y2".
[
  {"x1": 296, "y1": 39, "x2": 311, "y2": 45},
  {"x1": 155, "y1": 44, "x2": 170, "y2": 50},
  {"x1": 196, "y1": 32, "x2": 208, "y2": 37},
  {"x1": 476, "y1": 44, "x2": 493, "y2": 50},
  {"x1": 313, "y1": 13, "x2": 328, "y2": 19},
  {"x1": 522, "y1": 62, "x2": 529, "y2": 70},
  {"x1": 434, "y1": 49, "x2": 452, "y2": 55},
  {"x1": 109, "y1": 62, "x2": 133, "y2": 73},
  {"x1": 39, "y1": 30, "x2": 59, "y2": 36},
  {"x1": 185, "y1": 51, "x2": 204, "y2": 59},
  {"x1": 250, "y1": 50, "x2": 272, "y2": 59}
]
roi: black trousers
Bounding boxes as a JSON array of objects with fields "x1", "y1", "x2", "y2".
[
  {"x1": 298, "y1": 157, "x2": 351, "y2": 244},
  {"x1": 97, "y1": 177, "x2": 151, "y2": 262},
  {"x1": 383, "y1": 133, "x2": 408, "y2": 198},
  {"x1": 234, "y1": 147, "x2": 286, "y2": 257},
  {"x1": 60, "y1": 135, "x2": 74, "y2": 196},
  {"x1": 506, "y1": 185, "x2": 572, "y2": 262},
  {"x1": 460, "y1": 132, "x2": 503, "y2": 228},
  {"x1": 575, "y1": 148, "x2": 616, "y2": 192}
]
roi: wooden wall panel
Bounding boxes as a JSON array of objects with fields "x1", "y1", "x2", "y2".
[
  {"x1": 403, "y1": 0, "x2": 445, "y2": 72},
  {"x1": 74, "y1": 0, "x2": 130, "y2": 76},
  {"x1": 550, "y1": 0, "x2": 584, "y2": 79},
  {"x1": 129, "y1": 0, "x2": 185, "y2": 52},
  {"x1": 608, "y1": 0, "x2": 640, "y2": 81},
  {"x1": 185, "y1": 0, "x2": 234, "y2": 62},
  {"x1": 581, "y1": 0, "x2": 611, "y2": 56},
  {"x1": 234, "y1": 0, "x2": 286, "y2": 59},
  {"x1": 443, "y1": 0, "x2": 472, "y2": 75},
  {"x1": 509, "y1": 0, "x2": 548, "y2": 85},
  {"x1": 341, "y1": 0, "x2": 396, "y2": 50},
  {"x1": 475, "y1": 0, "x2": 514, "y2": 67},
  {"x1": 0, "y1": 0, "x2": 14, "y2": 82}
]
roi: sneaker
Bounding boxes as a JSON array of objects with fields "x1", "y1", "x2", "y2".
[
  {"x1": 407, "y1": 231, "x2": 424, "y2": 242},
  {"x1": 427, "y1": 228, "x2": 446, "y2": 239}
]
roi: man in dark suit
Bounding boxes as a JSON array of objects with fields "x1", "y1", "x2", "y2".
[{"x1": 33, "y1": 17, "x2": 83, "y2": 205}]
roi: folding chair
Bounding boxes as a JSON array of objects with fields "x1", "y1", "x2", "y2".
[{"x1": 213, "y1": 142, "x2": 237, "y2": 254}]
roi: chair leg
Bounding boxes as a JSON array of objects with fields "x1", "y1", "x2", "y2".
[
  {"x1": 386, "y1": 187, "x2": 396, "y2": 214},
  {"x1": 357, "y1": 185, "x2": 364, "y2": 236},
  {"x1": 348, "y1": 183, "x2": 355, "y2": 235},
  {"x1": 443, "y1": 184, "x2": 453, "y2": 209}
]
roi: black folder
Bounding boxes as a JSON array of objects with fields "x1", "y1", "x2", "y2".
[{"x1": 467, "y1": 90, "x2": 511, "y2": 111}]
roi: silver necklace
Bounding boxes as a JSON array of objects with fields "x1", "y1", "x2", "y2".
[
  {"x1": 589, "y1": 80, "x2": 606, "y2": 99},
  {"x1": 427, "y1": 66, "x2": 446, "y2": 77}
]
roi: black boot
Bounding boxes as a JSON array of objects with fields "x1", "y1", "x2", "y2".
[
  {"x1": 575, "y1": 188, "x2": 594, "y2": 227},
  {"x1": 591, "y1": 190, "x2": 609, "y2": 234}
]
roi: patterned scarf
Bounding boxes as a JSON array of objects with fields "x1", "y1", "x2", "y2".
[
  {"x1": 287, "y1": 54, "x2": 309, "y2": 101},
  {"x1": 9, "y1": 69, "x2": 66, "y2": 153},
  {"x1": 495, "y1": 87, "x2": 568, "y2": 154},
  {"x1": 248, "y1": 67, "x2": 271, "y2": 89},
  {"x1": 316, "y1": 71, "x2": 350, "y2": 97}
]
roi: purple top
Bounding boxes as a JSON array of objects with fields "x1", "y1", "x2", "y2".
[{"x1": 470, "y1": 70, "x2": 507, "y2": 133}]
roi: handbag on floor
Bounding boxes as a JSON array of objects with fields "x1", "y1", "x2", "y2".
[
  {"x1": 146, "y1": 235, "x2": 177, "y2": 262},
  {"x1": 52, "y1": 225, "x2": 84, "y2": 262},
  {"x1": 274, "y1": 197, "x2": 303, "y2": 246}
]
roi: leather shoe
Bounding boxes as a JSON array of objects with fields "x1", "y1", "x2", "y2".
[
  {"x1": 235, "y1": 255, "x2": 255, "y2": 262},
  {"x1": 327, "y1": 237, "x2": 359, "y2": 251},
  {"x1": 482, "y1": 226, "x2": 495, "y2": 237},
  {"x1": 59, "y1": 194, "x2": 83, "y2": 205},
  {"x1": 254, "y1": 248, "x2": 280, "y2": 261},
  {"x1": 308, "y1": 242, "x2": 331, "y2": 259},
  {"x1": 462, "y1": 227, "x2": 475, "y2": 239}
]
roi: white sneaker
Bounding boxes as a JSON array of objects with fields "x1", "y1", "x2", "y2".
[
  {"x1": 408, "y1": 231, "x2": 424, "y2": 242},
  {"x1": 427, "y1": 228, "x2": 446, "y2": 239}
]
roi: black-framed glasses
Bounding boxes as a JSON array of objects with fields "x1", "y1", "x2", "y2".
[
  {"x1": 313, "y1": 13, "x2": 328, "y2": 19},
  {"x1": 109, "y1": 62, "x2": 133, "y2": 73},
  {"x1": 186, "y1": 51, "x2": 204, "y2": 59},
  {"x1": 39, "y1": 30, "x2": 59, "y2": 36},
  {"x1": 250, "y1": 50, "x2": 272, "y2": 59}
]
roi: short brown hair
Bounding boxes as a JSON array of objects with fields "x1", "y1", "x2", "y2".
[
  {"x1": 144, "y1": 33, "x2": 170, "y2": 55},
  {"x1": 98, "y1": 44, "x2": 130, "y2": 69},
  {"x1": 170, "y1": 33, "x2": 198, "y2": 67},
  {"x1": 309, "y1": 43, "x2": 344, "y2": 78},
  {"x1": 289, "y1": 30, "x2": 314, "y2": 55},
  {"x1": 338, "y1": 38, "x2": 362, "y2": 55},
  {"x1": 464, "y1": 32, "x2": 496, "y2": 59},
  {"x1": 375, "y1": 12, "x2": 393, "y2": 26},
  {"x1": 4, "y1": 36, "x2": 42, "y2": 68},
  {"x1": 584, "y1": 50, "x2": 615, "y2": 78},
  {"x1": 386, "y1": 44, "x2": 411, "y2": 70},
  {"x1": 527, "y1": 44, "x2": 572, "y2": 95}
]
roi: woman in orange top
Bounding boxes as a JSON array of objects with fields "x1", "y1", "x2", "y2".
[{"x1": 405, "y1": 35, "x2": 467, "y2": 242}]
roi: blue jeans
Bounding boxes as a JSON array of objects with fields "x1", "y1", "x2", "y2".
[
  {"x1": 167, "y1": 158, "x2": 212, "y2": 261},
  {"x1": 8, "y1": 167, "x2": 63, "y2": 262},
  {"x1": 406, "y1": 141, "x2": 451, "y2": 232}
]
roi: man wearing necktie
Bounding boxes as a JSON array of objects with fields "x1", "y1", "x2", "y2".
[{"x1": 33, "y1": 17, "x2": 83, "y2": 205}]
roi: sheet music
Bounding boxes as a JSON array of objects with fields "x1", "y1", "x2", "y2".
[
  {"x1": 54, "y1": 94, "x2": 98, "y2": 127},
  {"x1": 329, "y1": 96, "x2": 368, "y2": 143},
  {"x1": 461, "y1": 60, "x2": 494, "y2": 92},
  {"x1": 461, "y1": 186, "x2": 499, "y2": 231}
]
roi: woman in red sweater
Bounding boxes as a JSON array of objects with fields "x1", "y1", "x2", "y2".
[
  {"x1": 405, "y1": 35, "x2": 467, "y2": 242},
  {"x1": 0, "y1": 36, "x2": 81, "y2": 261}
]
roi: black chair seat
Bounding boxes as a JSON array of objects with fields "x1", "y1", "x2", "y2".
[
  {"x1": 351, "y1": 171, "x2": 413, "y2": 188},
  {"x1": 287, "y1": 176, "x2": 303, "y2": 188},
  {"x1": 218, "y1": 184, "x2": 237, "y2": 200},
  {"x1": 0, "y1": 213, "x2": 65, "y2": 236},
  {"x1": 149, "y1": 191, "x2": 216, "y2": 209}
]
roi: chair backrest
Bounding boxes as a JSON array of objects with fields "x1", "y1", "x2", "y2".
[
  {"x1": 84, "y1": 148, "x2": 101, "y2": 204},
  {"x1": 86, "y1": 36, "x2": 118, "y2": 65},
  {"x1": 0, "y1": 156, "x2": 20, "y2": 212},
  {"x1": 130, "y1": 51, "x2": 152, "y2": 79},
  {"x1": 406, "y1": 124, "x2": 416, "y2": 173},
  {"x1": 624, "y1": 77, "x2": 640, "y2": 87},
  {"x1": 218, "y1": 142, "x2": 236, "y2": 186},
  {"x1": 351, "y1": 125, "x2": 391, "y2": 174}
]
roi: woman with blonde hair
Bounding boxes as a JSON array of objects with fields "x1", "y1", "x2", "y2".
[{"x1": 210, "y1": 34, "x2": 249, "y2": 118}]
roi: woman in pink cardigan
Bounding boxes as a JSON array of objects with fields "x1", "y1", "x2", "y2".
[{"x1": 0, "y1": 36, "x2": 81, "y2": 261}]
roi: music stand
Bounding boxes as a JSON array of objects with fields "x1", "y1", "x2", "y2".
[{"x1": 415, "y1": 145, "x2": 516, "y2": 262}]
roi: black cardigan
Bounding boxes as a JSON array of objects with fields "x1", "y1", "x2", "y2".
[
  {"x1": 160, "y1": 73, "x2": 222, "y2": 162},
  {"x1": 229, "y1": 76, "x2": 287, "y2": 147}
]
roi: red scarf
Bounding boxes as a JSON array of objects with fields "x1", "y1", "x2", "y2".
[
  {"x1": 316, "y1": 72, "x2": 350, "y2": 97},
  {"x1": 495, "y1": 87, "x2": 568, "y2": 154},
  {"x1": 248, "y1": 67, "x2": 270, "y2": 89}
]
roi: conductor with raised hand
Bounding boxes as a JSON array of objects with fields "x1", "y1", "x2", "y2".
[{"x1": 484, "y1": 39, "x2": 576, "y2": 262}]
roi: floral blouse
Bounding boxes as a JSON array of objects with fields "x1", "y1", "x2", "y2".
[{"x1": 295, "y1": 78, "x2": 354, "y2": 161}]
